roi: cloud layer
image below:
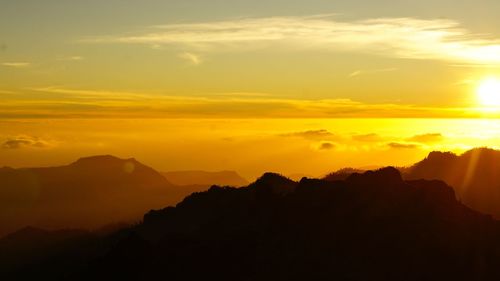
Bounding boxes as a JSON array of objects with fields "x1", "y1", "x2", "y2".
[
  {"x1": 2, "y1": 135, "x2": 53, "y2": 149},
  {"x1": 1, "y1": 62, "x2": 31, "y2": 68},
  {"x1": 90, "y1": 15, "x2": 500, "y2": 64},
  {"x1": 280, "y1": 129, "x2": 336, "y2": 139},
  {"x1": 0, "y1": 87, "x2": 484, "y2": 119},
  {"x1": 406, "y1": 133, "x2": 444, "y2": 143}
]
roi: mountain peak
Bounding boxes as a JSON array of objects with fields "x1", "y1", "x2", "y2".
[
  {"x1": 347, "y1": 167, "x2": 403, "y2": 186},
  {"x1": 71, "y1": 155, "x2": 137, "y2": 166},
  {"x1": 254, "y1": 172, "x2": 295, "y2": 186},
  {"x1": 405, "y1": 147, "x2": 500, "y2": 218},
  {"x1": 250, "y1": 172, "x2": 297, "y2": 195},
  {"x1": 426, "y1": 151, "x2": 458, "y2": 161},
  {"x1": 461, "y1": 147, "x2": 497, "y2": 157}
]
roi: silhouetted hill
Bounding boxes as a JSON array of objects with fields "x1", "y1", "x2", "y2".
[
  {"x1": 323, "y1": 167, "x2": 366, "y2": 181},
  {"x1": 248, "y1": 172, "x2": 297, "y2": 195},
  {"x1": 67, "y1": 168, "x2": 500, "y2": 281},
  {"x1": 162, "y1": 170, "x2": 248, "y2": 187},
  {"x1": 403, "y1": 148, "x2": 500, "y2": 218},
  {"x1": 0, "y1": 227, "x2": 101, "y2": 279},
  {"x1": 0, "y1": 156, "x2": 208, "y2": 236}
]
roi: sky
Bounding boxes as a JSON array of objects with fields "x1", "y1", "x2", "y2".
[{"x1": 1, "y1": 0, "x2": 500, "y2": 177}]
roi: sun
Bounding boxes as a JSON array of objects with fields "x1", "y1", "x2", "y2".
[{"x1": 477, "y1": 78, "x2": 500, "y2": 107}]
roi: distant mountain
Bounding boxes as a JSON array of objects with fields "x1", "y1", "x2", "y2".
[
  {"x1": 0, "y1": 155, "x2": 207, "y2": 236},
  {"x1": 8, "y1": 168, "x2": 499, "y2": 280},
  {"x1": 162, "y1": 170, "x2": 248, "y2": 187},
  {"x1": 403, "y1": 148, "x2": 500, "y2": 218}
]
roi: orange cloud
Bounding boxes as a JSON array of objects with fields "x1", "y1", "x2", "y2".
[
  {"x1": 280, "y1": 130, "x2": 336, "y2": 139},
  {"x1": 318, "y1": 142, "x2": 336, "y2": 150},
  {"x1": 2, "y1": 135, "x2": 54, "y2": 149},
  {"x1": 387, "y1": 142, "x2": 419, "y2": 149},
  {"x1": 406, "y1": 133, "x2": 444, "y2": 143}
]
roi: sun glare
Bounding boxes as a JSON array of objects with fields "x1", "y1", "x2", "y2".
[{"x1": 477, "y1": 78, "x2": 500, "y2": 108}]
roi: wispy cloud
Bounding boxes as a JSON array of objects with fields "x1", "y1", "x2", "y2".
[
  {"x1": 29, "y1": 87, "x2": 154, "y2": 101},
  {"x1": 86, "y1": 15, "x2": 500, "y2": 64},
  {"x1": 59, "y1": 56, "x2": 84, "y2": 61},
  {"x1": 178, "y1": 52, "x2": 202, "y2": 65},
  {"x1": 2, "y1": 135, "x2": 54, "y2": 149},
  {"x1": 387, "y1": 142, "x2": 420, "y2": 149},
  {"x1": 2, "y1": 62, "x2": 31, "y2": 68},
  {"x1": 406, "y1": 133, "x2": 444, "y2": 143},
  {"x1": 0, "y1": 87, "x2": 486, "y2": 119},
  {"x1": 349, "y1": 68, "x2": 398, "y2": 78},
  {"x1": 280, "y1": 129, "x2": 336, "y2": 139}
]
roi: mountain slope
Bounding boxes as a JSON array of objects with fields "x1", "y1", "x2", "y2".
[
  {"x1": 0, "y1": 156, "x2": 205, "y2": 236},
  {"x1": 162, "y1": 170, "x2": 248, "y2": 187},
  {"x1": 75, "y1": 168, "x2": 500, "y2": 281},
  {"x1": 0, "y1": 227, "x2": 99, "y2": 277},
  {"x1": 403, "y1": 148, "x2": 500, "y2": 218}
]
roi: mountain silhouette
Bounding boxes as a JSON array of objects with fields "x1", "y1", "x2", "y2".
[
  {"x1": 403, "y1": 148, "x2": 500, "y2": 218},
  {"x1": 0, "y1": 156, "x2": 207, "y2": 236},
  {"x1": 83, "y1": 168, "x2": 500, "y2": 280},
  {"x1": 323, "y1": 167, "x2": 366, "y2": 181},
  {"x1": 4, "y1": 167, "x2": 498, "y2": 280},
  {"x1": 162, "y1": 170, "x2": 248, "y2": 187},
  {"x1": 0, "y1": 227, "x2": 97, "y2": 277}
]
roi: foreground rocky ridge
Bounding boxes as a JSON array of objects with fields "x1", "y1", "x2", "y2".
[{"x1": 4, "y1": 167, "x2": 499, "y2": 281}]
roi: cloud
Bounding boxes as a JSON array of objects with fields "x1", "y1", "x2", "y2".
[
  {"x1": 406, "y1": 133, "x2": 444, "y2": 143},
  {"x1": 87, "y1": 15, "x2": 500, "y2": 64},
  {"x1": 178, "y1": 52, "x2": 202, "y2": 65},
  {"x1": 280, "y1": 129, "x2": 335, "y2": 139},
  {"x1": 2, "y1": 62, "x2": 31, "y2": 68},
  {"x1": 348, "y1": 71, "x2": 362, "y2": 78},
  {"x1": 59, "y1": 56, "x2": 84, "y2": 61},
  {"x1": 0, "y1": 87, "x2": 485, "y2": 119},
  {"x1": 387, "y1": 142, "x2": 419, "y2": 149},
  {"x1": 318, "y1": 142, "x2": 335, "y2": 150},
  {"x1": 2, "y1": 136, "x2": 53, "y2": 149},
  {"x1": 349, "y1": 68, "x2": 398, "y2": 78}
]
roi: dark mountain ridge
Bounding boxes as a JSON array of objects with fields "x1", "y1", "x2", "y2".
[
  {"x1": 4, "y1": 152, "x2": 500, "y2": 280},
  {"x1": 162, "y1": 170, "x2": 249, "y2": 187},
  {"x1": 3, "y1": 167, "x2": 496, "y2": 280},
  {"x1": 84, "y1": 168, "x2": 500, "y2": 280}
]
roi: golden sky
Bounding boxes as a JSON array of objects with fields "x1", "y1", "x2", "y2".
[
  {"x1": 2, "y1": 0, "x2": 500, "y2": 118},
  {"x1": 1, "y1": 1, "x2": 500, "y2": 175},
  {"x1": 2, "y1": 118, "x2": 500, "y2": 180}
]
